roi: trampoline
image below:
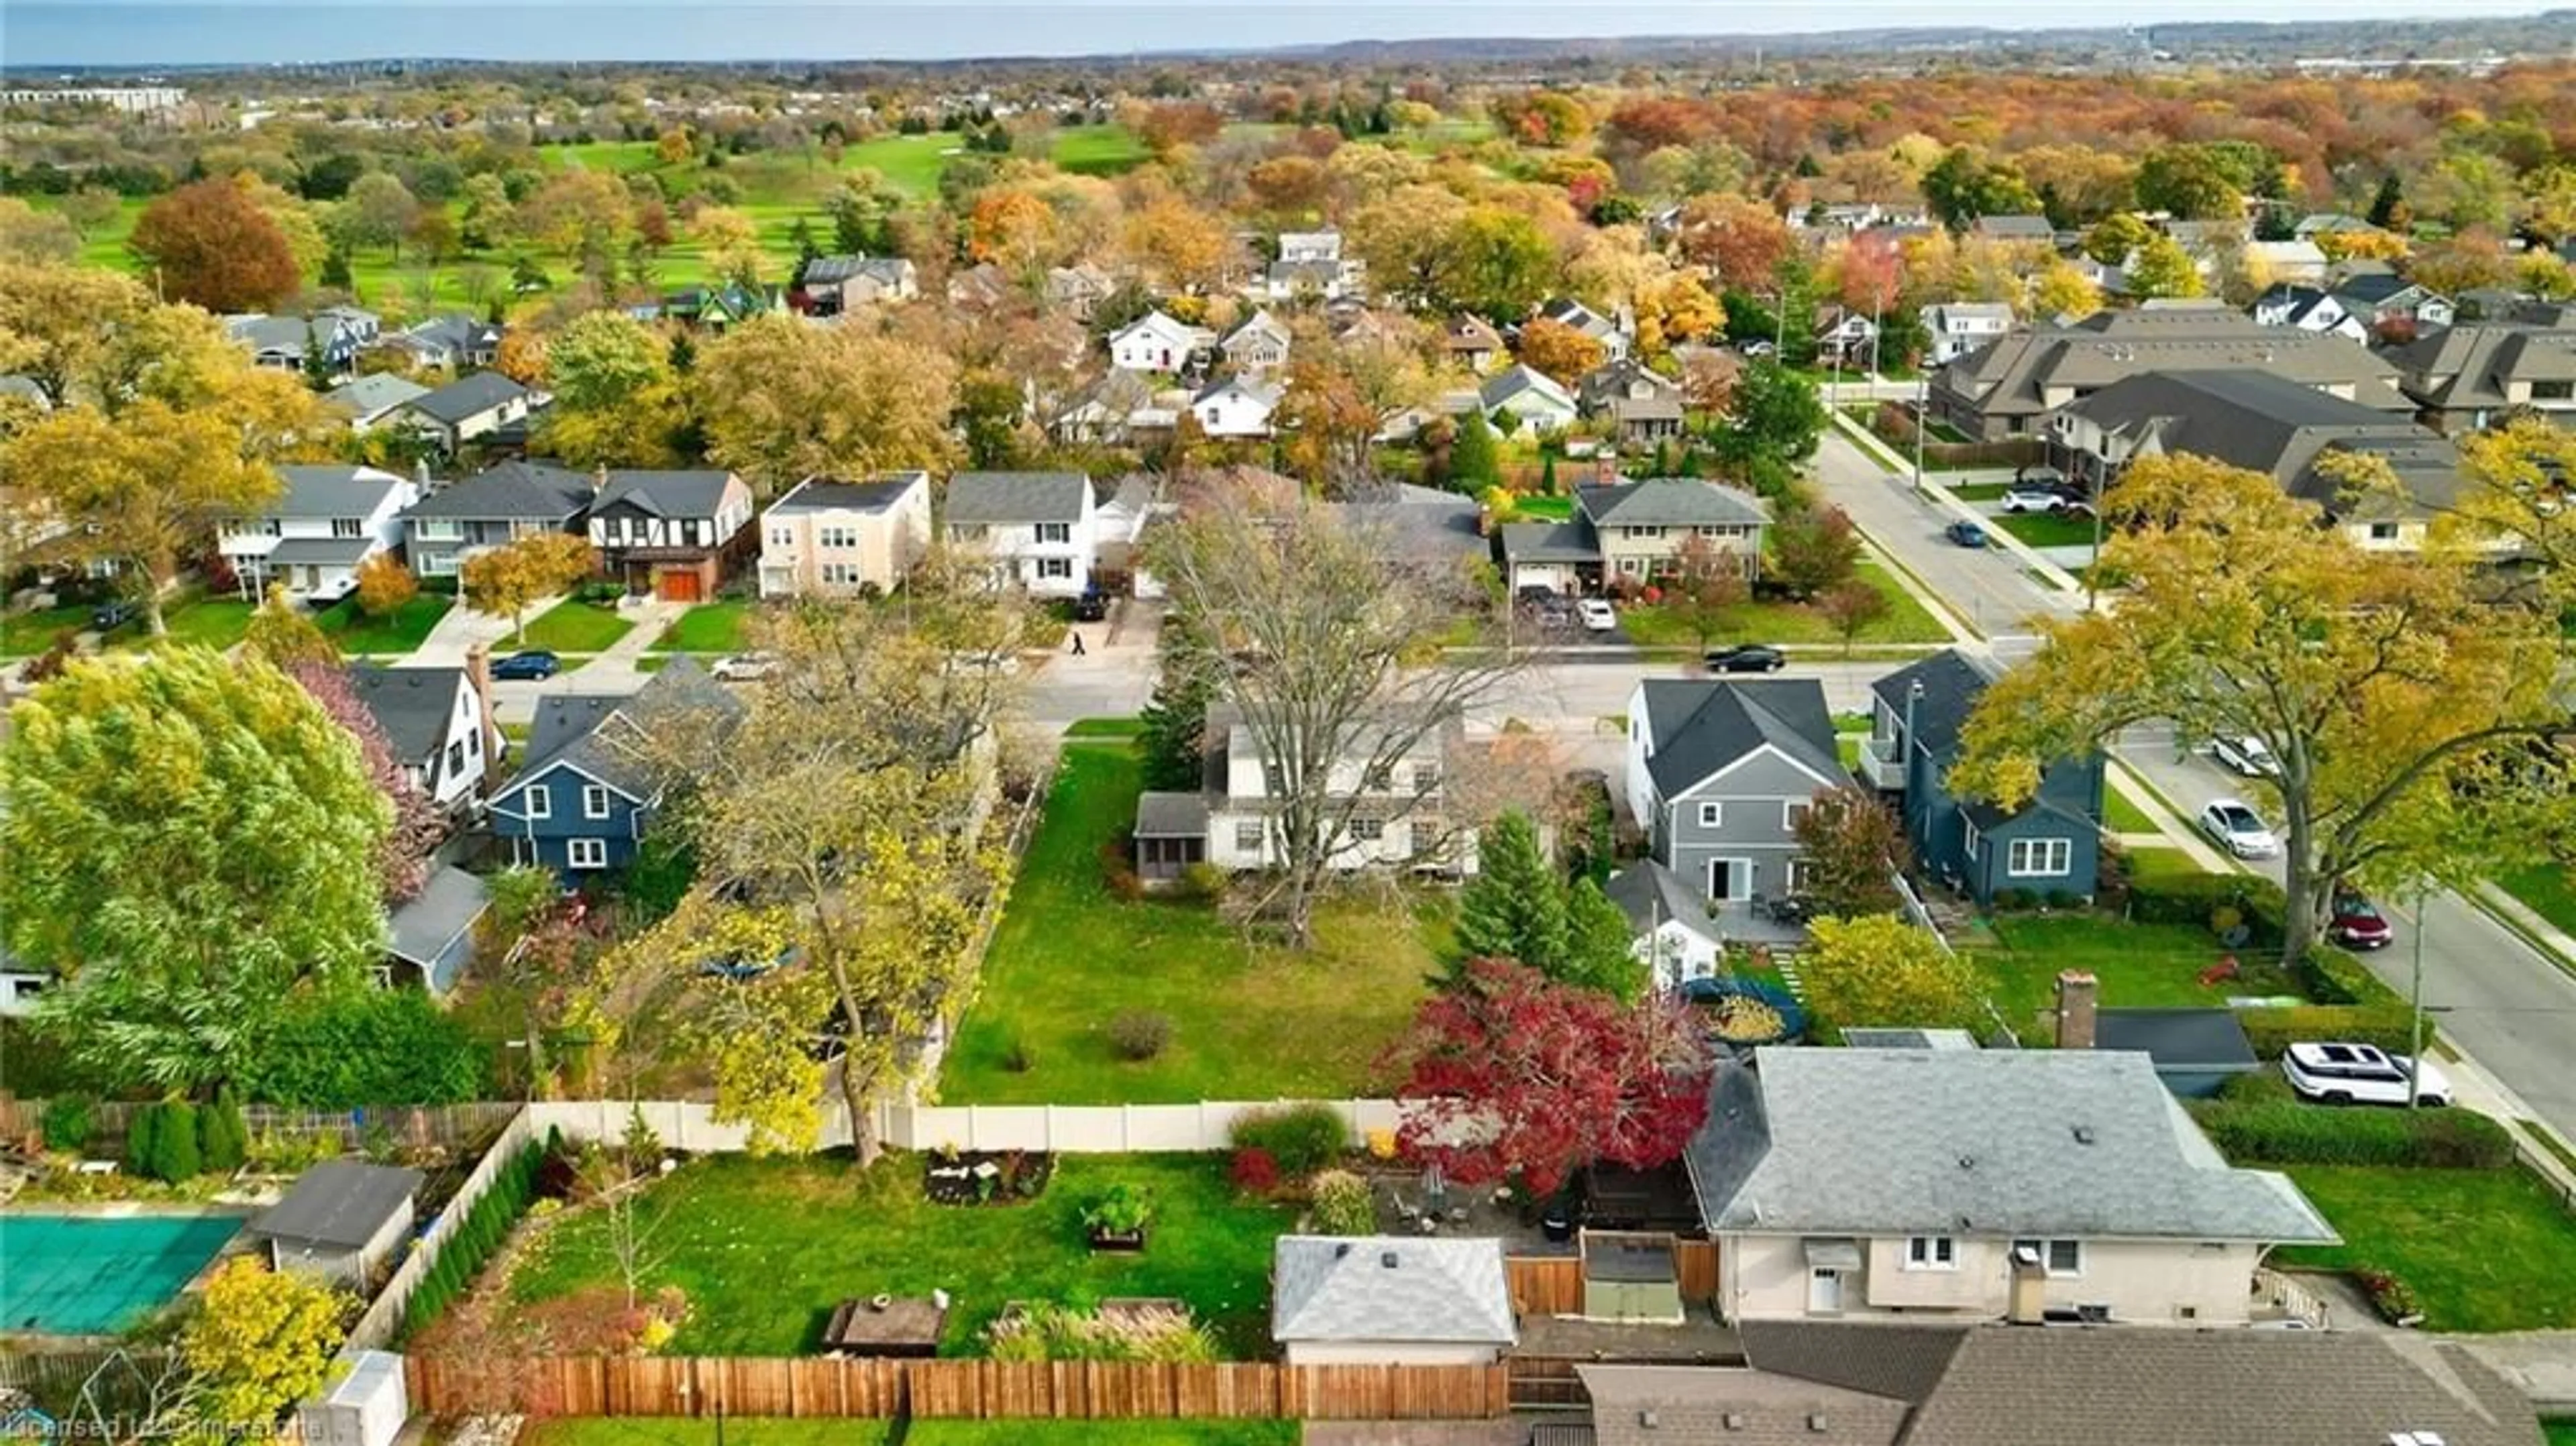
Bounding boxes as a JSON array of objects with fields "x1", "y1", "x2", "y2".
[{"x1": 0, "y1": 1213, "x2": 246, "y2": 1335}]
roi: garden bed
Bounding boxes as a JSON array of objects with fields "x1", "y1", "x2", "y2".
[{"x1": 924, "y1": 1149, "x2": 1054, "y2": 1206}]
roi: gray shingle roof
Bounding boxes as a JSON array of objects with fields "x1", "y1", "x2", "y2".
[
  {"x1": 1869, "y1": 649, "x2": 1995, "y2": 760},
  {"x1": 252, "y1": 1160, "x2": 423, "y2": 1249},
  {"x1": 1579, "y1": 478, "x2": 1768, "y2": 528},
  {"x1": 1480, "y1": 364, "x2": 1576, "y2": 414},
  {"x1": 264, "y1": 536, "x2": 379, "y2": 567},
  {"x1": 1604, "y1": 860, "x2": 1713, "y2": 938},
  {"x1": 945, "y1": 471, "x2": 1092, "y2": 524},
  {"x1": 1578, "y1": 1366, "x2": 1911, "y2": 1446},
  {"x1": 1684, "y1": 1049, "x2": 2339, "y2": 1243},
  {"x1": 274, "y1": 464, "x2": 407, "y2": 520},
  {"x1": 594, "y1": 469, "x2": 737, "y2": 520},
  {"x1": 1935, "y1": 308, "x2": 2410, "y2": 419},
  {"x1": 767, "y1": 472, "x2": 926, "y2": 515},
  {"x1": 1271, "y1": 1235, "x2": 1515, "y2": 1345},
  {"x1": 388, "y1": 866, "x2": 490, "y2": 970},
  {"x1": 1737, "y1": 1320, "x2": 1970, "y2": 1404},
  {"x1": 404, "y1": 371, "x2": 530, "y2": 425},
  {"x1": 2061, "y1": 370, "x2": 2457, "y2": 516},
  {"x1": 508, "y1": 657, "x2": 743, "y2": 803},
  {"x1": 1133, "y1": 791, "x2": 1210, "y2": 838},
  {"x1": 327, "y1": 373, "x2": 432, "y2": 417},
  {"x1": 1497, "y1": 519, "x2": 1599, "y2": 564},
  {"x1": 1634, "y1": 679, "x2": 1841, "y2": 801},
  {"x1": 347, "y1": 665, "x2": 468, "y2": 763},
  {"x1": 402, "y1": 460, "x2": 594, "y2": 522}
]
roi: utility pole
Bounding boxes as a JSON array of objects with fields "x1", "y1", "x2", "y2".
[
  {"x1": 2406, "y1": 881, "x2": 2430, "y2": 1111},
  {"x1": 1911, "y1": 372, "x2": 1929, "y2": 496}
]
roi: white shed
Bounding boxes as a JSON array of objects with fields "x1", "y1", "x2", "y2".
[
  {"x1": 1271, "y1": 1235, "x2": 1517, "y2": 1366},
  {"x1": 297, "y1": 1350, "x2": 410, "y2": 1446}
]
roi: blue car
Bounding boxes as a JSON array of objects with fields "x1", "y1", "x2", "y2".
[
  {"x1": 1945, "y1": 519, "x2": 1990, "y2": 549},
  {"x1": 490, "y1": 649, "x2": 561, "y2": 680}
]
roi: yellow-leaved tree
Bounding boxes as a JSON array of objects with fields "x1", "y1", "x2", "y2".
[
  {"x1": 460, "y1": 533, "x2": 598, "y2": 645},
  {"x1": 179, "y1": 1256, "x2": 350, "y2": 1437}
]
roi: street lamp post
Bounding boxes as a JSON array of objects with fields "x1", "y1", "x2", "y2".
[{"x1": 2406, "y1": 882, "x2": 2431, "y2": 1111}]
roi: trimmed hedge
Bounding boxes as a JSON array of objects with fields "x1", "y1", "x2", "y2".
[
  {"x1": 1228, "y1": 1103, "x2": 1348, "y2": 1178},
  {"x1": 2233, "y1": 1004, "x2": 2417, "y2": 1060},
  {"x1": 2128, "y1": 875, "x2": 2286, "y2": 940},
  {"x1": 400, "y1": 1136, "x2": 548, "y2": 1341},
  {"x1": 2190, "y1": 1099, "x2": 2514, "y2": 1170}
]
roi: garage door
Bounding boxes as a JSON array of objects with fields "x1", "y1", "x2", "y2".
[{"x1": 657, "y1": 569, "x2": 702, "y2": 603}]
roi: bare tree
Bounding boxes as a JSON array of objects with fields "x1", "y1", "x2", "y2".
[{"x1": 1145, "y1": 472, "x2": 1521, "y2": 945}]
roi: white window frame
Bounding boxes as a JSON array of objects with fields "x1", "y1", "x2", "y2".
[
  {"x1": 1697, "y1": 801, "x2": 1723, "y2": 828},
  {"x1": 2013, "y1": 1238, "x2": 2085, "y2": 1278},
  {"x1": 582, "y1": 783, "x2": 612, "y2": 820},
  {"x1": 1962, "y1": 816, "x2": 1982, "y2": 860},
  {"x1": 1351, "y1": 817, "x2": 1386, "y2": 842},
  {"x1": 1036, "y1": 557, "x2": 1074, "y2": 580},
  {"x1": 417, "y1": 518, "x2": 462, "y2": 541},
  {"x1": 525, "y1": 784, "x2": 551, "y2": 820},
  {"x1": 819, "y1": 524, "x2": 860, "y2": 549},
  {"x1": 769, "y1": 525, "x2": 794, "y2": 547},
  {"x1": 1234, "y1": 820, "x2": 1265, "y2": 852},
  {"x1": 566, "y1": 837, "x2": 608, "y2": 869},
  {"x1": 2006, "y1": 837, "x2": 2072, "y2": 878},
  {"x1": 1783, "y1": 800, "x2": 1811, "y2": 831},
  {"x1": 331, "y1": 517, "x2": 364, "y2": 539},
  {"x1": 1904, "y1": 1235, "x2": 1957, "y2": 1271},
  {"x1": 1035, "y1": 522, "x2": 1073, "y2": 545}
]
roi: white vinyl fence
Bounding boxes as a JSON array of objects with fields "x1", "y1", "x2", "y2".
[{"x1": 523, "y1": 1097, "x2": 1415, "y2": 1156}]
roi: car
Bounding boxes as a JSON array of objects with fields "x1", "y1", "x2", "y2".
[
  {"x1": 1704, "y1": 644, "x2": 1788, "y2": 673},
  {"x1": 1741, "y1": 339, "x2": 1779, "y2": 358},
  {"x1": 1527, "y1": 597, "x2": 1574, "y2": 630},
  {"x1": 1944, "y1": 519, "x2": 1990, "y2": 548},
  {"x1": 2212, "y1": 735, "x2": 2282, "y2": 779},
  {"x1": 89, "y1": 599, "x2": 137, "y2": 632},
  {"x1": 2196, "y1": 797, "x2": 2281, "y2": 858},
  {"x1": 1576, "y1": 598, "x2": 1617, "y2": 632},
  {"x1": 711, "y1": 652, "x2": 778, "y2": 682},
  {"x1": 1069, "y1": 589, "x2": 1110, "y2": 623},
  {"x1": 2328, "y1": 891, "x2": 2394, "y2": 950},
  {"x1": 489, "y1": 650, "x2": 561, "y2": 681},
  {"x1": 2000, "y1": 486, "x2": 2073, "y2": 514},
  {"x1": 2282, "y1": 1041, "x2": 2451, "y2": 1107}
]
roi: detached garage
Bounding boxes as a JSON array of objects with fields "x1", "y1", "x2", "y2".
[{"x1": 250, "y1": 1160, "x2": 423, "y2": 1288}]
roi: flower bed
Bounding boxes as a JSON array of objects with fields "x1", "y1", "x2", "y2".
[{"x1": 924, "y1": 1150, "x2": 1054, "y2": 1206}]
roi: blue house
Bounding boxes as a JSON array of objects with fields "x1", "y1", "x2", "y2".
[
  {"x1": 487, "y1": 660, "x2": 739, "y2": 881},
  {"x1": 1861, "y1": 650, "x2": 2104, "y2": 905}
]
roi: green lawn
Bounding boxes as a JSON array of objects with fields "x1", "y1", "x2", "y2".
[
  {"x1": 2497, "y1": 860, "x2": 2576, "y2": 942},
  {"x1": 2273, "y1": 1166, "x2": 2576, "y2": 1332},
  {"x1": 1946, "y1": 482, "x2": 2010, "y2": 502},
  {"x1": 508, "y1": 1153, "x2": 1294, "y2": 1357},
  {"x1": 1970, "y1": 914, "x2": 2300, "y2": 1040},
  {"x1": 2102, "y1": 787, "x2": 2159, "y2": 835},
  {"x1": 2124, "y1": 846, "x2": 2215, "y2": 883},
  {"x1": 1063, "y1": 718, "x2": 1146, "y2": 738},
  {"x1": 1619, "y1": 563, "x2": 1949, "y2": 648},
  {"x1": 316, "y1": 594, "x2": 451, "y2": 656},
  {"x1": 941, "y1": 743, "x2": 1438, "y2": 1105},
  {"x1": 651, "y1": 600, "x2": 755, "y2": 653},
  {"x1": 2546, "y1": 1423, "x2": 2576, "y2": 1446},
  {"x1": 521, "y1": 599, "x2": 635, "y2": 654},
  {"x1": 1992, "y1": 510, "x2": 2101, "y2": 550},
  {"x1": 1511, "y1": 495, "x2": 1576, "y2": 520},
  {"x1": 0, "y1": 603, "x2": 95, "y2": 657},
  {"x1": 117, "y1": 598, "x2": 254, "y2": 652}
]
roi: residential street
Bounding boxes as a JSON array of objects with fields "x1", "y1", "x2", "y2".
[{"x1": 1810, "y1": 430, "x2": 2081, "y2": 647}]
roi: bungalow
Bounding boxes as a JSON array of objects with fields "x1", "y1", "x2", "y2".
[
  {"x1": 587, "y1": 469, "x2": 757, "y2": 602},
  {"x1": 1536, "y1": 296, "x2": 1630, "y2": 362},
  {"x1": 487, "y1": 659, "x2": 742, "y2": 878},
  {"x1": 1189, "y1": 375, "x2": 1282, "y2": 439},
  {"x1": 1623, "y1": 677, "x2": 1844, "y2": 915},
  {"x1": 1442, "y1": 313, "x2": 1506, "y2": 372},
  {"x1": 348, "y1": 658, "x2": 500, "y2": 813},
  {"x1": 1220, "y1": 308, "x2": 1292, "y2": 373},
  {"x1": 1044, "y1": 263, "x2": 1116, "y2": 319},
  {"x1": 794, "y1": 254, "x2": 917, "y2": 314},
  {"x1": 1108, "y1": 309, "x2": 1214, "y2": 374},
  {"x1": 1862, "y1": 650, "x2": 2104, "y2": 906},
  {"x1": 1605, "y1": 859, "x2": 1726, "y2": 989},
  {"x1": 218, "y1": 464, "x2": 417, "y2": 605},
  {"x1": 401, "y1": 459, "x2": 594, "y2": 580},
  {"x1": 381, "y1": 313, "x2": 504, "y2": 372},
  {"x1": 324, "y1": 373, "x2": 433, "y2": 433},
  {"x1": 1051, "y1": 368, "x2": 1163, "y2": 445},
  {"x1": 757, "y1": 471, "x2": 932, "y2": 598},
  {"x1": 945, "y1": 470, "x2": 1098, "y2": 598},
  {"x1": 1686, "y1": 1048, "x2": 2338, "y2": 1324},
  {"x1": 1271, "y1": 1236, "x2": 1515, "y2": 1367},
  {"x1": 1479, "y1": 365, "x2": 1578, "y2": 432},
  {"x1": 394, "y1": 372, "x2": 543, "y2": 455}
]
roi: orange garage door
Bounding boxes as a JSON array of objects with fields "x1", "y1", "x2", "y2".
[{"x1": 656, "y1": 569, "x2": 702, "y2": 603}]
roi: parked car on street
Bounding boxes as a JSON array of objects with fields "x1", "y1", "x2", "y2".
[
  {"x1": 2283, "y1": 1041, "x2": 2451, "y2": 1107},
  {"x1": 490, "y1": 650, "x2": 561, "y2": 681},
  {"x1": 1945, "y1": 519, "x2": 1990, "y2": 548},
  {"x1": 2328, "y1": 891, "x2": 2394, "y2": 950},
  {"x1": 712, "y1": 652, "x2": 778, "y2": 682},
  {"x1": 89, "y1": 599, "x2": 136, "y2": 631},
  {"x1": 2213, "y1": 735, "x2": 2282, "y2": 779},
  {"x1": 2196, "y1": 797, "x2": 2281, "y2": 858},
  {"x1": 1576, "y1": 598, "x2": 1617, "y2": 633},
  {"x1": 1704, "y1": 644, "x2": 1788, "y2": 673}
]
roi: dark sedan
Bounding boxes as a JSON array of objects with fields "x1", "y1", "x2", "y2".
[
  {"x1": 490, "y1": 650, "x2": 562, "y2": 681},
  {"x1": 1705, "y1": 644, "x2": 1787, "y2": 673},
  {"x1": 2328, "y1": 892, "x2": 2394, "y2": 950}
]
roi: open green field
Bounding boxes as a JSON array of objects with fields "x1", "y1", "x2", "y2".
[
  {"x1": 941, "y1": 742, "x2": 1440, "y2": 1105},
  {"x1": 1969, "y1": 914, "x2": 2299, "y2": 1040},
  {"x1": 1618, "y1": 563, "x2": 1950, "y2": 649},
  {"x1": 508, "y1": 1153, "x2": 1293, "y2": 1357},
  {"x1": 2273, "y1": 1165, "x2": 2576, "y2": 1332}
]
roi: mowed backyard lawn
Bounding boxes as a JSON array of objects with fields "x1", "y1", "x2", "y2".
[
  {"x1": 1968, "y1": 914, "x2": 2299, "y2": 1041},
  {"x1": 2272, "y1": 1165, "x2": 2576, "y2": 1333},
  {"x1": 508, "y1": 1154, "x2": 1293, "y2": 1357},
  {"x1": 941, "y1": 742, "x2": 1438, "y2": 1105}
]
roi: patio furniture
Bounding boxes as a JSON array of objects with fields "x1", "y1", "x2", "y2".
[{"x1": 821, "y1": 1295, "x2": 947, "y2": 1357}]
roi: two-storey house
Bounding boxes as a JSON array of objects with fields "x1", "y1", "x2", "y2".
[
  {"x1": 588, "y1": 469, "x2": 756, "y2": 602},
  {"x1": 393, "y1": 372, "x2": 543, "y2": 455},
  {"x1": 1575, "y1": 359, "x2": 1686, "y2": 446},
  {"x1": 1536, "y1": 297, "x2": 1631, "y2": 363},
  {"x1": 348, "y1": 655, "x2": 501, "y2": 814},
  {"x1": 1131, "y1": 704, "x2": 1481, "y2": 881},
  {"x1": 1442, "y1": 314, "x2": 1506, "y2": 372},
  {"x1": 381, "y1": 313, "x2": 505, "y2": 372},
  {"x1": 1495, "y1": 478, "x2": 1772, "y2": 596},
  {"x1": 1479, "y1": 365, "x2": 1578, "y2": 431},
  {"x1": 1687, "y1": 1048, "x2": 2338, "y2": 1325},
  {"x1": 1863, "y1": 650, "x2": 2104, "y2": 906},
  {"x1": 1624, "y1": 678, "x2": 1843, "y2": 913},
  {"x1": 220, "y1": 464, "x2": 417, "y2": 605},
  {"x1": 486, "y1": 660, "x2": 742, "y2": 879},
  {"x1": 1044, "y1": 263, "x2": 1117, "y2": 320},
  {"x1": 1108, "y1": 310, "x2": 1214, "y2": 374},
  {"x1": 400, "y1": 459, "x2": 594, "y2": 580},
  {"x1": 1923, "y1": 302, "x2": 2015, "y2": 366},
  {"x1": 757, "y1": 471, "x2": 932, "y2": 599},
  {"x1": 2377, "y1": 322, "x2": 2576, "y2": 435},
  {"x1": 225, "y1": 307, "x2": 378, "y2": 376},
  {"x1": 793, "y1": 254, "x2": 918, "y2": 315},
  {"x1": 944, "y1": 471, "x2": 1097, "y2": 598}
]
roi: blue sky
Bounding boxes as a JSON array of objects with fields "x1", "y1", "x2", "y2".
[{"x1": 1, "y1": 2, "x2": 2546, "y2": 68}]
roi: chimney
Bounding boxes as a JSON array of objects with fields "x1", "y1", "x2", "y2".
[
  {"x1": 415, "y1": 458, "x2": 433, "y2": 493},
  {"x1": 593, "y1": 463, "x2": 610, "y2": 493},
  {"x1": 466, "y1": 643, "x2": 504, "y2": 788},
  {"x1": 2054, "y1": 970, "x2": 2099, "y2": 1050}
]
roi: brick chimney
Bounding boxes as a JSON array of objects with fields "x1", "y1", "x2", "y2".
[
  {"x1": 465, "y1": 643, "x2": 504, "y2": 787},
  {"x1": 2054, "y1": 970, "x2": 2099, "y2": 1051}
]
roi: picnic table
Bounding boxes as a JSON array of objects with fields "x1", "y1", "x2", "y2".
[{"x1": 822, "y1": 1296, "x2": 947, "y2": 1358}]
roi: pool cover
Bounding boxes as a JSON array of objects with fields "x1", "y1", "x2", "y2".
[{"x1": 0, "y1": 1213, "x2": 245, "y2": 1335}]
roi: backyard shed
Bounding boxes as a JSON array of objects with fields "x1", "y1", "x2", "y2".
[
  {"x1": 1272, "y1": 1235, "x2": 1517, "y2": 1366},
  {"x1": 297, "y1": 1349, "x2": 409, "y2": 1446},
  {"x1": 385, "y1": 865, "x2": 490, "y2": 995},
  {"x1": 250, "y1": 1161, "x2": 423, "y2": 1287}
]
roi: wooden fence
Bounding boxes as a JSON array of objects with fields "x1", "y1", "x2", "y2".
[
  {"x1": 402, "y1": 1357, "x2": 1510, "y2": 1422},
  {"x1": 1504, "y1": 1242, "x2": 1719, "y2": 1317}
]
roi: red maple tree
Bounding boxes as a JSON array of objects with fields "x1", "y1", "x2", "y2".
[
  {"x1": 1385, "y1": 958, "x2": 1715, "y2": 1197},
  {"x1": 288, "y1": 659, "x2": 448, "y2": 905}
]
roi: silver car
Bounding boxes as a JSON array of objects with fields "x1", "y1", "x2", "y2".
[{"x1": 2197, "y1": 798, "x2": 2281, "y2": 858}]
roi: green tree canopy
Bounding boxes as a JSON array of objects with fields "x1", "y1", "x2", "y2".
[{"x1": 1800, "y1": 913, "x2": 1988, "y2": 1039}]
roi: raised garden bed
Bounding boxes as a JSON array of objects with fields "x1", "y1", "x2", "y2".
[
  {"x1": 924, "y1": 1150, "x2": 1053, "y2": 1206},
  {"x1": 1680, "y1": 977, "x2": 1806, "y2": 1046}
]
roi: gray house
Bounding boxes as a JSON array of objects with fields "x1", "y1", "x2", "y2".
[
  {"x1": 1623, "y1": 678, "x2": 1843, "y2": 915},
  {"x1": 400, "y1": 460, "x2": 594, "y2": 581},
  {"x1": 1862, "y1": 651, "x2": 2103, "y2": 906},
  {"x1": 250, "y1": 1160, "x2": 423, "y2": 1288}
]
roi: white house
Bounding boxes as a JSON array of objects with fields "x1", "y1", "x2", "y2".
[
  {"x1": 1221, "y1": 308, "x2": 1293, "y2": 373},
  {"x1": 757, "y1": 471, "x2": 932, "y2": 598},
  {"x1": 1536, "y1": 297, "x2": 1631, "y2": 363},
  {"x1": 1924, "y1": 302, "x2": 2016, "y2": 366},
  {"x1": 1604, "y1": 860, "x2": 1725, "y2": 989},
  {"x1": 1688, "y1": 1049, "x2": 2339, "y2": 1325},
  {"x1": 1108, "y1": 310, "x2": 1214, "y2": 373},
  {"x1": 324, "y1": 373, "x2": 433, "y2": 433},
  {"x1": 944, "y1": 470, "x2": 1098, "y2": 598},
  {"x1": 1278, "y1": 231, "x2": 1343, "y2": 265},
  {"x1": 219, "y1": 464, "x2": 417, "y2": 605},
  {"x1": 348, "y1": 661, "x2": 499, "y2": 814},
  {"x1": 1479, "y1": 365, "x2": 1578, "y2": 431},
  {"x1": 1189, "y1": 376, "x2": 1282, "y2": 439}
]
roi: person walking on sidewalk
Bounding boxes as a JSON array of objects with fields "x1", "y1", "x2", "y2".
[{"x1": 1069, "y1": 630, "x2": 1087, "y2": 657}]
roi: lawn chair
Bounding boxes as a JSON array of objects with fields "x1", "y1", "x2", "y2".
[{"x1": 2197, "y1": 954, "x2": 2241, "y2": 988}]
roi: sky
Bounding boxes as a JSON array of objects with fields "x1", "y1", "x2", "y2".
[{"x1": 0, "y1": 1, "x2": 2551, "y2": 69}]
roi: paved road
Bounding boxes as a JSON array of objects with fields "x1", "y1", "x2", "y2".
[{"x1": 1811, "y1": 432, "x2": 2078, "y2": 649}]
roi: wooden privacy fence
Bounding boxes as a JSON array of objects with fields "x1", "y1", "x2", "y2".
[
  {"x1": 405, "y1": 1357, "x2": 1509, "y2": 1422},
  {"x1": 1504, "y1": 1241, "x2": 1719, "y2": 1317}
]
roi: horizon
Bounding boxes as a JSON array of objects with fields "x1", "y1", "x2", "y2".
[{"x1": 1, "y1": 1, "x2": 2557, "y2": 71}]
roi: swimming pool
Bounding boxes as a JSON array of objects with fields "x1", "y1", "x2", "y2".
[{"x1": 0, "y1": 1213, "x2": 246, "y2": 1335}]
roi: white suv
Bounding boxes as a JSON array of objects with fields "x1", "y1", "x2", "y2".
[{"x1": 2282, "y1": 1041, "x2": 2451, "y2": 1107}]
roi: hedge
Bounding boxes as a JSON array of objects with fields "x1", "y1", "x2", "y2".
[
  {"x1": 2233, "y1": 1004, "x2": 2418, "y2": 1060},
  {"x1": 233, "y1": 989, "x2": 492, "y2": 1109},
  {"x1": 1228, "y1": 1103, "x2": 1348, "y2": 1178},
  {"x1": 2190, "y1": 1099, "x2": 2514, "y2": 1170},
  {"x1": 400, "y1": 1136, "x2": 549, "y2": 1341}
]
